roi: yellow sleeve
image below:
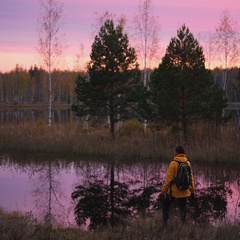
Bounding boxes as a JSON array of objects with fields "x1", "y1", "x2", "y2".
[{"x1": 162, "y1": 161, "x2": 176, "y2": 194}]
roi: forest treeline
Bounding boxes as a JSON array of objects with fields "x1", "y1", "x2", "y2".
[
  {"x1": 0, "y1": 65, "x2": 240, "y2": 104},
  {"x1": 0, "y1": 65, "x2": 240, "y2": 105},
  {"x1": 0, "y1": 65, "x2": 78, "y2": 104}
]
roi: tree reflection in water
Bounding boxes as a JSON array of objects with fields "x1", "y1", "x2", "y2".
[
  {"x1": 72, "y1": 163, "x2": 130, "y2": 230},
  {"x1": 188, "y1": 185, "x2": 228, "y2": 223},
  {"x1": 31, "y1": 160, "x2": 69, "y2": 229},
  {"x1": 72, "y1": 162, "x2": 237, "y2": 230},
  {"x1": 0, "y1": 154, "x2": 238, "y2": 229}
]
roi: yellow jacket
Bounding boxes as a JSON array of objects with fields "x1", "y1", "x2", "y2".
[{"x1": 162, "y1": 154, "x2": 195, "y2": 198}]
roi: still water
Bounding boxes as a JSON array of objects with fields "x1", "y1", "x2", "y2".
[
  {"x1": 0, "y1": 154, "x2": 239, "y2": 228},
  {"x1": 0, "y1": 108, "x2": 76, "y2": 124},
  {"x1": 0, "y1": 108, "x2": 240, "y2": 126}
]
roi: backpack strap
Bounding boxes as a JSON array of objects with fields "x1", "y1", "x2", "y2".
[{"x1": 170, "y1": 161, "x2": 178, "y2": 183}]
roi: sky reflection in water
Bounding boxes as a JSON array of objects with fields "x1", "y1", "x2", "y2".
[{"x1": 0, "y1": 156, "x2": 239, "y2": 227}]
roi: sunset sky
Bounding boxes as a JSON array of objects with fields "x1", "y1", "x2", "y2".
[{"x1": 0, "y1": 0, "x2": 240, "y2": 72}]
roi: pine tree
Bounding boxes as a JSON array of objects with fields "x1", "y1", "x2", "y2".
[
  {"x1": 149, "y1": 24, "x2": 228, "y2": 142},
  {"x1": 72, "y1": 19, "x2": 141, "y2": 138}
]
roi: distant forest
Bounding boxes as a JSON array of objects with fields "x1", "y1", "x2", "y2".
[
  {"x1": 0, "y1": 65, "x2": 240, "y2": 105},
  {"x1": 0, "y1": 65, "x2": 78, "y2": 104}
]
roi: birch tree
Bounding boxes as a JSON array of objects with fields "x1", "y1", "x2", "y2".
[
  {"x1": 198, "y1": 33, "x2": 215, "y2": 70},
  {"x1": 74, "y1": 43, "x2": 86, "y2": 73},
  {"x1": 213, "y1": 9, "x2": 240, "y2": 100},
  {"x1": 134, "y1": 0, "x2": 160, "y2": 87},
  {"x1": 133, "y1": 0, "x2": 160, "y2": 131},
  {"x1": 37, "y1": 0, "x2": 64, "y2": 126}
]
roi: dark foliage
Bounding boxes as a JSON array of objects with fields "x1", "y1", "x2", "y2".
[
  {"x1": 142, "y1": 24, "x2": 228, "y2": 141},
  {"x1": 72, "y1": 19, "x2": 142, "y2": 138},
  {"x1": 71, "y1": 180, "x2": 130, "y2": 230},
  {"x1": 128, "y1": 186, "x2": 158, "y2": 212},
  {"x1": 72, "y1": 179, "x2": 230, "y2": 230},
  {"x1": 188, "y1": 185, "x2": 228, "y2": 223}
]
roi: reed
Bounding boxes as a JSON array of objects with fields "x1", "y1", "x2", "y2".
[{"x1": 0, "y1": 121, "x2": 239, "y2": 163}]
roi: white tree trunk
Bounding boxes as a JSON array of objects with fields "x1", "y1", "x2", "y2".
[{"x1": 84, "y1": 114, "x2": 89, "y2": 131}]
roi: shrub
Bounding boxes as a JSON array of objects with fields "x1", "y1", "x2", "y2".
[{"x1": 118, "y1": 119, "x2": 144, "y2": 136}]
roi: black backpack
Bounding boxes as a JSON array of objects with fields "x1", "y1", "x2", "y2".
[{"x1": 171, "y1": 160, "x2": 192, "y2": 190}]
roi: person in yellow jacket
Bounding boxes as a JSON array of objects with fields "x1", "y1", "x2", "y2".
[{"x1": 161, "y1": 146, "x2": 195, "y2": 224}]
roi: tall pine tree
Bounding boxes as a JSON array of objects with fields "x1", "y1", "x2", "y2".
[
  {"x1": 149, "y1": 24, "x2": 227, "y2": 142},
  {"x1": 72, "y1": 19, "x2": 141, "y2": 138}
]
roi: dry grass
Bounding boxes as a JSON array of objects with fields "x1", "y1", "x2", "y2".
[
  {"x1": 0, "y1": 209, "x2": 239, "y2": 240},
  {"x1": 0, "y1": 121, "x2": 239, "y2": 163},
  {"x1": 0, "y1": 208, "x2": 81, "y2": 240}
]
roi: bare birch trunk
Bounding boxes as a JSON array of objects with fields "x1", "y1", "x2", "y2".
[
  {"x1": 37, "y1": 0, "x2": 64, "y2": 127},
  {"x1": 134, "y1": 0, "x2": 160, "y2": 133},
  {"x1": 84, "y1": 114, "x2": 89, "y2": 131}
]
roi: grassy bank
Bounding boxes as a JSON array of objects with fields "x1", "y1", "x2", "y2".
[
  {"x1": 0, "y1": 121, "x2": 240, "y2": 163},
  {"x1": 0, "y1": 208, "x2": 239, "y2": 240}
]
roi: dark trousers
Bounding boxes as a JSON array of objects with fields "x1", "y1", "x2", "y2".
[{"x1": 162, "y1": 195, "x2": 187, "y2": 224}]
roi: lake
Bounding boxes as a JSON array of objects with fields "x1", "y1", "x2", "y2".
[
  {"x1": 0, "y1": 107, "x2": 77, "y2": 124},
  {"x1": 0, "y1": 107, "x2": 240, "y2": 126},
  {"x1": 0, "y1": 154, "x2": 239, "y2": 229}
]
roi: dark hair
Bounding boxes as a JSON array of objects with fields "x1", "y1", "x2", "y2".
[{"x1": 175, "y1": 146, "x2": 185, "y2": 154}]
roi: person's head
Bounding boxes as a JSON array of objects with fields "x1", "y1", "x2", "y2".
[{"x1": 175, "y1": 146, "x2": 185, "y2": 155}]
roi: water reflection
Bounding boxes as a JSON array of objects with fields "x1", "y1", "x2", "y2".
[
  {"x1": 0, "y1": 108, "x2": 77, "y2": 124},
  {"x1": 188, "y1": 185, "x2": 228, "y2": 223},
  {"x1": 0, "y1": 108, "x2": 239, "y2": 125},
  {"x1": 31, "y1": 160, "x2": 68, "y2": 227},
  {"x1": 0, "y1": 155, "x2": 239, "y2": 229}
]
